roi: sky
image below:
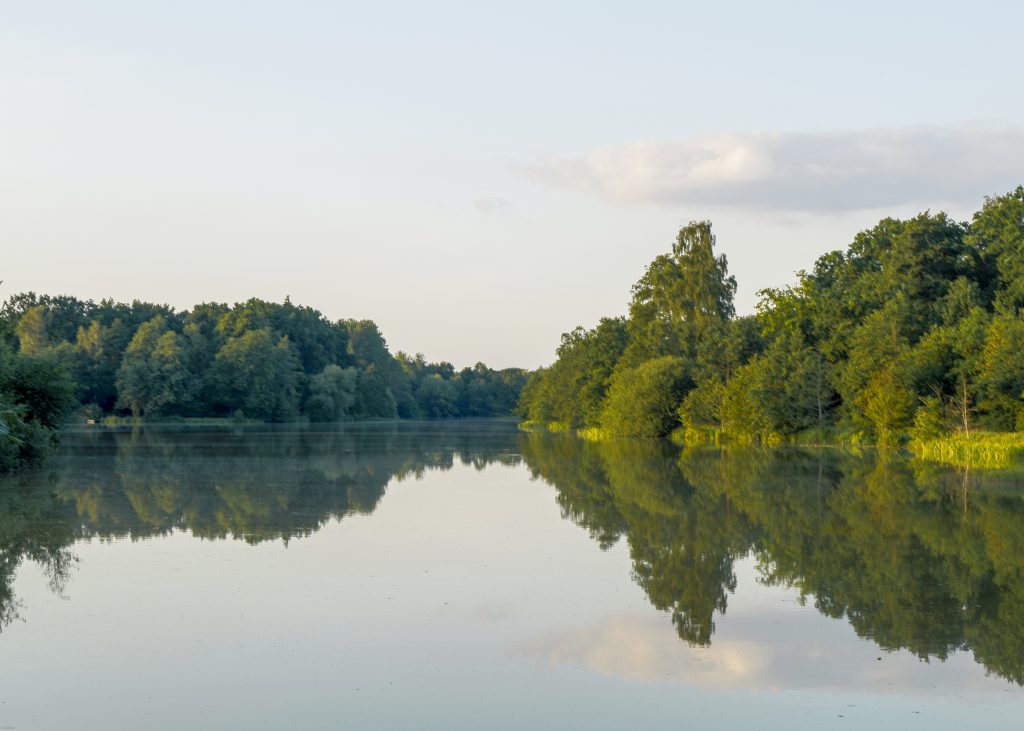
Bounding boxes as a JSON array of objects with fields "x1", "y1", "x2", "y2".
[{"x1": 3, "y1": 1, "x2": 1024, "y2": 368}]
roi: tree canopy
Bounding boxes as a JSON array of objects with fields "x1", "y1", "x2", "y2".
[
  {"x1": 520, "y1": 188, "x2": 1024, "y2": 443},
  {"x1": 0, "y1": 293, "x2": 530, "y2": 467}
]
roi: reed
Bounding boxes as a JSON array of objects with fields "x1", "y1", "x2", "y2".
[{"x1": 910, "y1": 432, "x2": 1024, "y2": 469}]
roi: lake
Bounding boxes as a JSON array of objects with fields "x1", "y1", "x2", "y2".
[{"x1": 1, "y1": 421, "x2": 1023, "y2": 729}]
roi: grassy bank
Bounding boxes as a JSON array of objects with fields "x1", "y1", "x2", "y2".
[
  {"x1": 521, "y1": 419, "x2": 1024, "y2": 470},
  {"x1": 87, "y1": 415, "x2": 522, "y2": 430},
  {"x1": 93, "y1": 415, "x2": 260, "y2": 427},
  {"x1": 909, "y1": 433, "x2": 1024, "y2": 469},
  {"x1": 522, "y1": 420, "x2": 864, "y2": 447}
]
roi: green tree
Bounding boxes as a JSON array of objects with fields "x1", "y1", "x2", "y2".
[
  {"x1": 832, "y1": 306, "x2": 916, "y2": 442},
  {"x1": 599, "y1": 356, "x2": 692, "y2": 437},
  {"x1": 0, "y1": 341, "x2": 75, "y2": 471},
  {"x1": 14, "y1": 305, "x2": 52, "y2": 356},
  {"x1": 352, "y1": 368, "x2": 398, "y2": 419},
  {"x1": 208, "y1": 328, "x2": 302, "y2": 421},
  {"x1": 305, "y1": 364, "x2": 358, "y2": 422},
  {"x1": 116, "y1": 317, "x2": 194, "y2": 417},
  {"x1": 712, "y1": 331, "x2": 831, "y2": 444},
  {"x1": 415, "y1": 374, "x2": 459, "y2": 418},
  {"x1": 216, "y1": 297, "x2": 350, "y2": 374},
  {"x1": 680, "y1": 316, "x2": 766, "y2": 434},
  {"x1": 3, "y1": 294, "x2": 92, "y2": 346},
  {"x1": 456, "y1": 363, "x2": 530, "y2": 417},
  {"x1": 620, "y1": 221, "x2": 736, "y2": 367},
  {"x1": 516, "y1": 366, "x2": 555, "y2": 424},
  {"x1": 967, "y1": 186, "x2": 1024, "y2": 313},
  {"x1": 346, "y1": 320, "x2": 415, "y2": 417},
  {"x1": 518, "y1": 317, "x2": 629, "y2": 428},
  {"x1": 73, "y1": 318, "x2": 131, "y2": 412},
  {"x1": 975, "y1": 314, "x2": 1024, "y2": 430},
  {"x1": 717, "y1": 361, "x2": 774, "y2": 442}
]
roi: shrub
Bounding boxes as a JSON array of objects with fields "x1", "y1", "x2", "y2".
[{"x1": 599, "y1": 357, "x2": 692, "y2": 437}]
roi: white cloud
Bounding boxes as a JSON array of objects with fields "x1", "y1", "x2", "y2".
[
  {"x1": 512, "y1": 612, "x2": 1012, "y2": 695},
  {"x1": 522, "y1": 124, "x2": 1024, "y2": 212}
]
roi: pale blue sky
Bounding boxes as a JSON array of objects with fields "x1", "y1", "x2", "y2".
[{"x1": 3, "y1": 1, "x2": 1023, "y2": 367}]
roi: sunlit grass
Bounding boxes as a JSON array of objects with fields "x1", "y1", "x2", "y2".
[
  {"x1": 516, "y1": 419, "x2": 547, "y2": 432},
  {"x1": 910, "y1": 432, "x2": 1024, "y2": 469},
  {"x1": 521, "y1": 419, "x2": 1024, "y2": 472},
  {"x1": 577, "y1": 427, "x2": 610, "y2": 441},
  {"x1": 671, "y1": 426, "x2": 723, "y2": 446},
  {"x1": 96, "y1": 415, "x2": 261, "y2": 426},
  {"x1": 517, "y1": 420, "x2": 574, "y2": 434}
]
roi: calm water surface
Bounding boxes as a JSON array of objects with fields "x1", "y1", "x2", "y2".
[{"x1": 1, "y1": 422, "x2": 1023, "y2": 729}]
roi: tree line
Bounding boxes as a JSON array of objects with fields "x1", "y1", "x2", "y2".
[
  {"x1": 0, "y1": 294, "x2": 527, "y2": 471},
  {"x1": 519, "y1": 187, "x2": 1024, "y2": 444}
]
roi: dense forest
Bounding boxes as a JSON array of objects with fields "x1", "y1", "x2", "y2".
[
  {"x1": 0, "y1": 294, "x2": 527, "y2": 472},
  {"x1": 519, "y1": 187, "x2": 1024, "y2": 445}
]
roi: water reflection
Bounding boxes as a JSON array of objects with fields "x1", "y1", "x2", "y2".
[
  {"x1": 518, "y1": 435, "x2": 1024, "y2": 685},
  {"x1": 2, "y1": 425, "x2": 1024, "y2": 689},
  {"x1": 61, "y1": 422, "x2": 520, "y2": 542},
  {"x1": 0, "y1": 422, "x2": 520, "y2": 632},
  {"x1": 0, "y1": 472, "x2": 78, "y2": 629}
]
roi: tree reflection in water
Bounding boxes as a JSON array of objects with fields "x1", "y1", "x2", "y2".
[
  {"x1": 520, "y1": 434, "x2": 1024, "y2": 685},
  {"x1": 0, "y1": 422, "x2": 519, "y2": 630},
  {"x1": 2, "y1": 425, "x2": 1024, "y2": 686}
]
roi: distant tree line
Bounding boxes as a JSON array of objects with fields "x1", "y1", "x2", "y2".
[
  {"x1": 0, "y1": 295, "x2": 527, "y2": 471},
  {"x1": 519, "y1": 187, "x2": 1024, "y2": 443}
]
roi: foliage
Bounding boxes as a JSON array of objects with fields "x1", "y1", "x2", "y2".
[
  {"x1": 116, "y1": 317, "x2": 194, "y2": 417},
  {"x1": 306, "y1": 364, "x2": 358, "y2": 422},
  {"x1": 0, "y1": 294, "x2": 528, "y2": 437},
  {"x1": 619, "y1": 221, "x2": 736, "y2": 367},
  {"x1": 207, "y1": 329, "x2": 303, "y2": 421},
  {"x1": 415, "y1": 374, "x2": 459, "y2": 418},
  {"x1": 517, "y1": 318, "x2": 628, "y2": 428},
  {"x1": 0, "y1": 342, "x2": 76, "y2": 472},
  {"x1": 599, "y1": 356, "x2": 692, "y2": 437},
  {"x1": 520, "y1": 189, "x2": 1024, "y2": 445}
]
